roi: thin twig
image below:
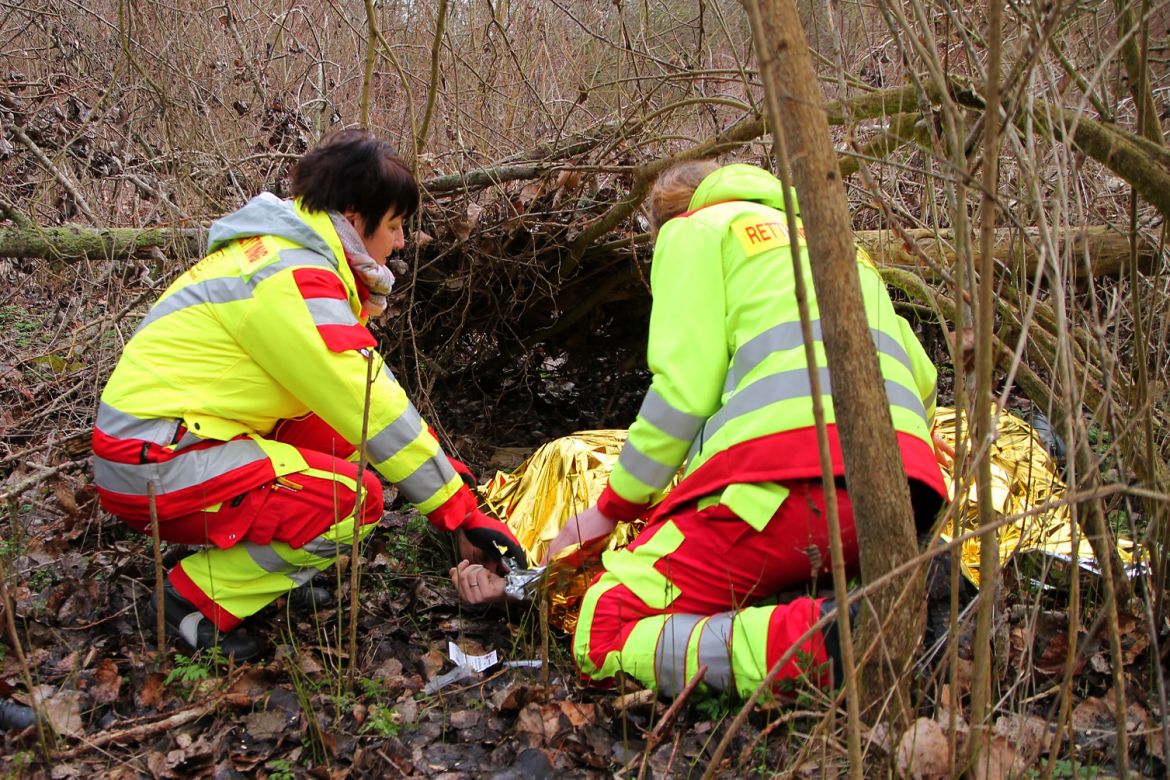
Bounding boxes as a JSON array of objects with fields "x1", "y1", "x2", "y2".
[
  {"x1": 148, "y1": 481, "x2": 166, "y2": 660},
  {"x1": 414, "y1": 0, "x2": 449, "y2": 158},
  {"x1": 9, "y1": 125, "x2": 100, "y2": 224},
  {"x1": 347, "y1": 349, "x2": 377, "y2": 688},
  {"x1": 0, "y1": 459, "x2": 88, "y2": 504},
  {"x1": 359, "y1": 0, "x2": 378, "y2": 128},
  {"x1": 53, "y1": 683, "x2": 244, "y2": 757},
  {"x1": 968, "y1": 0, "x2": 1005, "y2": 771},
  {"x1": 631, "y1": 666, "x2": 707, "y2": 780}
]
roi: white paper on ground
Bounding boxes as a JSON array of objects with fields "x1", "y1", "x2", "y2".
[{"x1": 448, "y1": 641, "x2": 499, "y2": 672}]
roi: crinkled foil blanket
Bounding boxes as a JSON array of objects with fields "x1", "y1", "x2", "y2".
[{"x1": 481, "y1": 412, "x2": 1133, "y2": 633}]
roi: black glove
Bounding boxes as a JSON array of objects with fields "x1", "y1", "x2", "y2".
[{"x1": 463, "y1": 509, "x2": 528, "y2": 570}]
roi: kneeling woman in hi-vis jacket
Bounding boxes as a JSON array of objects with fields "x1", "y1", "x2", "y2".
[
  {"x1": 530, "y1": 161, "x2": 948, "y2": 698},
  {"x1": 93, "y1": 130, "x2": 525, "y2": 660}
]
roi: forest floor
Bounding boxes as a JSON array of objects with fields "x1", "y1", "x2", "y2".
[{"x1": 1, "y1": 291, "x2": 1167, "y2": 779}]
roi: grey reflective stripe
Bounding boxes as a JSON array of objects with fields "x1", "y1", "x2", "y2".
[
  {"x1": 396, "y1": 455, "x2": 458, "y2": 505},
  {"x1": 173, "y1": 430, "x2": 204, "y2": 452},
  {"x1": 870, "y1": 329, "x2": 913, "y2": 376},
  {"x1": 178, "y1": 612, "x2": 205, "y2": 647},
  {"x1": 639, "y1": 389, "x2": 705, "y2": 443},
  {"x1": 302, "y1": 535, "x2": 353, "y2": 558},
  {"x1": 246, "y1": 543, "x2": 322, "y2": 587},
  {"x1": 655, "y1": 613, "x2": 703, "y2": 698},
  {"x1": 881, "y1": 380, "x2": 928, "y2": 421},
  {"x1": 248, "y1": 248, "x2": 334, "y2": 286},
  {"x1": 685, "y1": 432, "x2": 703, "y2": 466},
  {"x1": 95, "y1": 402, "x2": 180, "y2": 444},
  {"x1": 367, "y1": 408, "x2": 424, "y2": 464},
  {"x1": 381, "y1": 363, "x2": 399, "y2": 384},
  {"x1": 696, "y1": 612, "x2": 735, "y2": 692},
  {"x1": 206, "y1": 193, "x2": 337, "y2": 261},
  {"x1": 134, "y1": 277, "x2": 252, "y2": 334},
  {"x1": 133, "y1": 248, "x2": 340, "y2": 333},
  {"x1": 725, "y1": 321, "x2": 914, "y2": 392},
  {"x1": 617, "y1": 442, "x2": 678, "y2": 490},
  {"x1": 726, "y1": 321, "x2": 815, "y2": 392},
  {"x1": 93, "y1": 439, "x2": 269, "y2": 495},
  {"x1": 245, "y1": 542, "x2": 292, "y2": 574},
  {"x1": 305, "y1": 297, "x2": 359, "y2": 327},
  {"x1": 924, "y1": 386, "x2": 937, "y2": 412},
  {"x1": 287, "y1": 567, "x2": 320, "y2": 587},
  {"x1": 702, "y1": 367, "x2": 928, "y2": 443}
]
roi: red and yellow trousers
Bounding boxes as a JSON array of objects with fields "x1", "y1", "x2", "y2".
[
  {"x1": 99, "y1": 413, "x2": 381, "y2": 631},
  {"x1": 573, "y1": 480, "x2": 856, "y2": 698}
]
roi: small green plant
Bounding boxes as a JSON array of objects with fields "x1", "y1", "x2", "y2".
[
  {"x1": 163, "y1": 648, "x2": 226, "y2": 697},
  {"x1": 358, "y1": 676, "x2": 384, "y2": 699},
  {"x1": 264, "y1": 757, "x2": 295, "y2": 780},
  {"x1": 693, "y1": 688, "x2": 735, "y2": 721},
  {"x1": 0, "y1": 305, "x2": 39, "y2": 349},
  {"x1": 747, "y1": 737, "x2": 771, "y2": 777},
  {"x1": 1027, "y1": 758, "x2": 1102, "y2": 779},
  {"x1": 3, "y1": 750, "x2": 36, "y2": 780},
  {"x1": 28, "y1": 567, "x2": 56, "y2": 592},
  {"x1": 388, "y1": 514, "x2": 433, "y2": 567},
  {"x1": 361, "y1": 704, "x2": 402, "y2": 737},
  {"x1": 164, "y1": 654, "x2": 211, "y2": 686}
]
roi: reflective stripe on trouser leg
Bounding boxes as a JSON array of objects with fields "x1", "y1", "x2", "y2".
[
  {"x1": 578, "y1": 598, "x2": 829, "y2": 698},
  {"x1": 655, "y1": 612, "x2": 736, "y2": 697},
  {"x1": 175, "y1": 514, "x2": 375, "y2": 631}
]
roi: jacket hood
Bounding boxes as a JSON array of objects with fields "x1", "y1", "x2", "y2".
[
  {"x1": 688, "y1": 164, "x2": 799, "y2": 214},
  {"x1": 207, "y1": 193, "x2": 337, "y2": 261}
]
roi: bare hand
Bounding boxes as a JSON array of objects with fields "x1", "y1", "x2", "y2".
[
  {"x1": 544, "y1": 504, "x2": 618, "y2": 564},
  {"x1": 932, "y1": 431, "x2": 955, "y2": 469},
  {"x1": 449, "y1": 559, "x2": 506, "y2": 605}
]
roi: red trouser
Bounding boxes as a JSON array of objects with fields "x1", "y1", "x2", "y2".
[
  {"x1": 573, "y1": 480, "x2": 856, "y2": 698},
  {"x1": 161, "y1": 415, "x2": 383, "y2": 629}
]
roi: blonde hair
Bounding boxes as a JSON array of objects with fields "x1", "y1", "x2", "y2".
[{"x1": 646, "y1": 159, "x2": 720, "y2": 235}]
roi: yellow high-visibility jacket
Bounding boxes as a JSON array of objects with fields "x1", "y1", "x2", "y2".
[
  {"x1": 597, "y1": 165, "x2": 947, "y2": 525},
  {"x1": 93, "y1": 194, "x2": 474, "y2": 529}
]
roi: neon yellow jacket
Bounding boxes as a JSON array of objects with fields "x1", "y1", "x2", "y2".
[
  {"x1": 597, "y1": 165, "x2": 946, "y2": 523},
  {"x1": 94, "y1": 194, "x2": 474, "y2": 529}
]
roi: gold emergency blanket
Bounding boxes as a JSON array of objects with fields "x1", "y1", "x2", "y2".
[
  {"x1": 480, "y1": 412, "x2": 1131, "y2": 630},
  {"x1": 479, "y1": 431, "x2": 651, "y2": 633},
  {"x1": 931, "y1": 407, "x2": 1133, "y2": 585}
]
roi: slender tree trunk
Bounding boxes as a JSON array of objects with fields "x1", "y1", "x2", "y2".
[
  {"x1": 969, "y1": 0, "x2": 1004, "y2": 769},
  {"x1": 751, "y1": 0, "x2": 924, "y2": 730}
]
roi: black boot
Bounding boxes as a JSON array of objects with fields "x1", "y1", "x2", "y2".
[
  {"x1": 0, "y1": 698, "x2": 37, "y2": 732},
  {"x1": 145, "y1": 582, "x2": 261, "y2": 661},
  {"x1": 819, "y1": 594, "x2": 860, "y2": 688},
  {"x1": 921, "y1": 551, "x2": 978, "y2": 654},
  {"x1": 285, "y1": 583, "x2": 334, "y2": 612}
]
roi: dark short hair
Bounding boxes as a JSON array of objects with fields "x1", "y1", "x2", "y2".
[{"x1": 290, "y1": 129, "x2": 420, "y2": 237}]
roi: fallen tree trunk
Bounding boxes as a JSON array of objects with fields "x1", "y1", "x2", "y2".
[
  {"x1": 0, "y1": 225, "x2": 204, "y2": 262},
  {"x1": 853, "y1": 225, "x2": 1160, "y2": 280},
  {"x1": 1, "y1": 223, "x2": 1155, "y2": 282}
]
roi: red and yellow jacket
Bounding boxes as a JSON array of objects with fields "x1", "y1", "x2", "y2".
[{"x1": 93, "y1": 194, "x2": 479, "y2": 532}]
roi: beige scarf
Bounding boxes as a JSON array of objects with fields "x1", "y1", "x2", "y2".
[{"x1": 329, "y1": 212, "x2": 396, "y2": 319}]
